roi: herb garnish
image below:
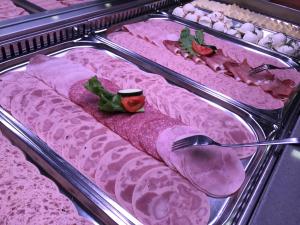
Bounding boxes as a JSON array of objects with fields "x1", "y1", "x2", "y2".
[
  {"x1": 85, "y1": 76, "x2": 125, "y2": 112},
  {"x1": 179, "y1": 27, "x2": 216, "y2": 56}
]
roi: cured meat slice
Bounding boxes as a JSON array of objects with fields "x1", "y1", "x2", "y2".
[
  {"x1": 78, "y1": 131, "x2": 129, "y2": 179},
  {"x1": 132, "y1": 166, "x2": 210, "y2": 225},
  {"x1": 65, "y1": 48, "x2": 257, "y2": 159},
  {"x1": 0, "y1": 0, "x2": 28, "y2": 21},
  {"x1": 157, "y1": 125, "x2": 245, "y2": 197},
  {"x1": 27, "y1": 54, "x2": 95, "y2": 97},
  {"x1": 95, "y1": 146, "x2": 143, "y2": 199},
  {"x1": 115, "y1": 155, "x2": 162, "y2": 213}
]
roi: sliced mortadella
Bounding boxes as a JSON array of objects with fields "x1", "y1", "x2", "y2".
[
  {"x1": 132, "y1": 166, "x2": 210, "y2": 225},
  {"x1": 115, "y1": 155, "x2": 162, "y2": 214},
  {"x1": 94, "y1": 146, "x2": 143, "y2": 199},
  {"x1": 156, "y1": 125, "x2": 245, "y2": 197}
]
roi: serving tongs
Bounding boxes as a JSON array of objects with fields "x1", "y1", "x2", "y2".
[{"x1": 172, "y1": 135, "x2": 300, "y2": 151}]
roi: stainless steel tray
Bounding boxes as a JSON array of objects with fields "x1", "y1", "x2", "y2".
[
  {"x1": 167, "y1": 4, "x2": 300, "y2": 60},
  {"x1": 97, "y1": 13, "x2": 300, "y2": 123},
  {"x1": 0, "y1": 35, "x2": 283, "y2": 225}
]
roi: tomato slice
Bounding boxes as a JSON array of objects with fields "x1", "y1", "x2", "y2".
[
  {"x1": 121, "y1": 96, "x2": 145, "y2": 113},
  {"x1": 192, "y1": 40, "x2": 214, "y2": 56}
]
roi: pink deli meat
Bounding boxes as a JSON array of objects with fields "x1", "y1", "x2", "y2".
[
  {"x1": 0, "y1": 70, "x2": 210, "y2": 225},
  {"x1": 28, "y1": 0, "x2": 92, "y2": 10},
  {"x1": 107, "y1": 19, "x2": 300, "y2": 109},
  {"x1": 0, "y1": 0, "x2": 28, "y2": 22},
  {"x1": 25, "y1": 54, "x2": 246, "y2": 197},
  {"x1": 0, "y1": 130, "x2": 92, "y2": 225},
  {"x1": 65, "y1": 48, "x2": 256, "y2": 159}
]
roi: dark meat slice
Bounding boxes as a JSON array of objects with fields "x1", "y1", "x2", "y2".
[{"x1": 132, "y1": 166, "x2": 210, "y2": 225}]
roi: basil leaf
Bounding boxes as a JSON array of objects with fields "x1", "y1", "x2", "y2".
[
  {"x1": 195, "y1": 30, "x2": 204, "y2": 45},
  {"x1": 179, "y1": 27, "x2": 196, "y2": 56},
  {"x1": 85, "y1": 76, "x2": 125, "y2": 112}
]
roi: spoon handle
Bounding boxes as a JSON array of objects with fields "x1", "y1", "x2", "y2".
[{"x1": 220, "y1": 137, "x2": 300, "y2": 148}]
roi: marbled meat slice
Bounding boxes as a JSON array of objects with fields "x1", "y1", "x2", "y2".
[
  {"x1": 132, "y1": 166, "x2": 210, "y2": 225},
  {"x1": 95, "y1": 146, "x2": 143, "y2": 200},
  {"x1": 115, "y1": 155, "x2": 162, "y2": 213}
]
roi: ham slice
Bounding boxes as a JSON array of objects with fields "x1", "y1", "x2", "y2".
[
  {"x1": 132, "y1": 167, "x2": 210, "y2": 225},
  {"x1": 157, "y1": 125, "x2": 245, "y2": 197},
  {"x1": 0, "y1": 0, "x2": 28, "y2": 21}
]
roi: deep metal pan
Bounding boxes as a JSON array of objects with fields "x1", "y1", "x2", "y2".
[
  {"x1": 96, "y1": 13, "x2": 300, "y2": 124},
  {"x1": 0, "y1": 33, "x2": 283, "y2": 225}
]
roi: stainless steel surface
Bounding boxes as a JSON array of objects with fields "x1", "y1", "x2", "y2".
[
  {"x1": 172, "y1": 135, "x2": 300, "y2": 150},
  {"x1": 0, "y1": 0, "x2": 179, "y2": 62},
  {"x1": 248, "y1": 64, "x2": 298, "y2": 75}
]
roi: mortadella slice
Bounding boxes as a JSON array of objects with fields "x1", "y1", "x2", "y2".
[
  {"x1": 132, "y1": 166, "x2": 210, "y2": 225},
  {"x1": 115, "y1": 155, "x2": 162, "y2": 214}
]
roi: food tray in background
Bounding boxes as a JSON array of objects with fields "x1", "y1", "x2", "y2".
[
  {"x1": 168, "y1": 3, "x2": 300, "y2": 59},
  {"x1": 0, "y1": 35, "x2": 277, "y2": 225},
  {"x1": 98, "y1": 13, "x2": 300, "y2": 123}
]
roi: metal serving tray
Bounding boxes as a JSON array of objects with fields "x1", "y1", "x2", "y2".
[
  {"x1": 98, "y1": 13, "x2": 300, "y2": 124},
  {"x1": 0, "y1": 33, "x2": 284, "y2": 225},
  {"x1": 167, "y1": 4, "x2": 300, "y2": 60}
]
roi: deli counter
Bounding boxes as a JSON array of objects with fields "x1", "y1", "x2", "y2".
[{"x1": 0, "y1": 1, "x2": 300, "y2": 225}]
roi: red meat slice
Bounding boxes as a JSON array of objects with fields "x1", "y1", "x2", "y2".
[
  {"x1": 115, "y1": 155, "x2": 162, "y2": 213},
  {"x1": 132, "y1": 166, "x2": 210, "y2": 225}
]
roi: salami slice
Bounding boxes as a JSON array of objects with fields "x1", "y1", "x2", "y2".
[
  {"x1": 115, "y1": 155, "x2": 162, "y2": 213},
  {"x1": 132, "y1": 166, "x2": 210, "y2": 225}
]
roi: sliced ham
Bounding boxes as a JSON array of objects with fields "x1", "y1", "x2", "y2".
[
  {"x1": 157, "y1": 125, "x2": 245, "y2": 197},
  {"x1": 132, "y1": 166, "x2": 210, "y2": 225}
]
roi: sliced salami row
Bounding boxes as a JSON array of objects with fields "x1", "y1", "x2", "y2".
[
  {"x1": 65, "y1": 47, "x2": 257, "y2": 159},
  {"x1": 0, "y1": 130, "x2": 92, "y2": 225},
  {"x1": 0, "y1": 70, "x2": 210, "y2": 225},
  {"x1": 26, "y1": 54, "x2": 245, "y2": 198}
]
